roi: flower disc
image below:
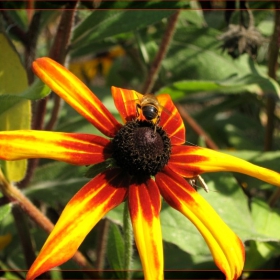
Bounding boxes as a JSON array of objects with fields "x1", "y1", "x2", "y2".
[{"x1": 112, "y1": 120, "x2": 171, "y2": 177}]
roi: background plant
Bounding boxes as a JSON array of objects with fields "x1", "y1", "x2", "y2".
[{"x1": 0, "y1": 1, "x2": 280, "y2": 279}]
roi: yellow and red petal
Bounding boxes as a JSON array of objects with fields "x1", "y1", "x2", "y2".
[
  {"x1": 157, "y1": 94, "x2": 185, "y2": 145},
  {"x1": 0, "y1": 130, "x2": 112, "y2": 165},
  {"x1": 156, "y1": 167, "x2": 245, "y2": 280},
  {"x1": 26, "y1": 168, "x2": 128, "y2": 280},
  {"x1": 169, "y1": 146, "x2": 280, "y2": 187},
  {"x1": 32, "y1": 57, "x2": 122, "y2": 138},
  {"x1": 111, "y1": 86, "x2": 140, "y2": 123},
  {"x1": 128, "y1": 178, "x2": 163, "y2": 280}
]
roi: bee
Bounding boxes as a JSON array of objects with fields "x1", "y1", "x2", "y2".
[
  {"x1": 135, "y1": 94, "x2": 162, "y2": 131},
  {"x1": 122, "y1": 88, "x2": 184, "y2": 142}
]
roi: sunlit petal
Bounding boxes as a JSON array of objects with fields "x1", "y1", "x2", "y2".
[
  {"x1": 157, "y1": 94, "x2": 185, "y2": 145},
  {"x1": 111, "y1": 86, "x2": 139, "y2": 123},
  {"x1": 0, "y1": 130, "x2": 112, "y2": 165},
  {"x1": 169, "y1": 146, "x2": 280, "y2": 187},
  {"x1": 156, "y1": 167, "x2": 244, "y2": 280},
  {"x1": 128, "y1": 178, "x2": 163, "y2": 280},
  {"x1": 32, "y1": 57, "x2": 122, "y2": 137},
  {"x1": 26, "y1": 168, "x2": 128, "y2": 280}
]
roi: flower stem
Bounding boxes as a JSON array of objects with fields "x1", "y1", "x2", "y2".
[{"x1": 123, "y1": 200, "x2": 133, "y2": 279}]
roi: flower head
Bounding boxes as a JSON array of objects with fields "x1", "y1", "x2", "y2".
[{"x1": 1, "y1": 58, "x2": 280, "y2": 280}]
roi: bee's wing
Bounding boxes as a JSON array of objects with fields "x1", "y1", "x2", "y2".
[{"x1": 157, "y1": 94, "x2": 185, "y2": 145}]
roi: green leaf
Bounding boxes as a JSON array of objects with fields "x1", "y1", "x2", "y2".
[
  {"x1": 98, "y1": 1, "x2": 186, "y2": 10},
  {"x1": 162, "y1": 26, "x2": 261, "y2": 82},
  {"x1": 161, "y1": 201, "x2": 209, "y2": 255},
  {"x1": 178, "y1": 9, "x2": 205, "y2": 28},
  {"x1": 158, "y1": 74, "x2": 280, "y2": 100},
  {"x1": 0, "y1": 32, "x2": 31, "y2": 182},
  {"x1": 85, "y1": 158, "x2": 117, "y2": 178},
  {"x1": 245, "y1": 241, "x2": 279, "y2": 272},
  {"x1": 107, "y1": 222, "x2": 126, "y2": 279},
  {"x1": 25, "y1": 161, "x2": 88, "y2": 207},
  {"x1": 251, "y1": 198, "x2": 280, "y2": 241},
  {"x1": 199, "y1": 173, "x2": 259, "y2": 241},
  {"x1": 19, "y1": 78, "x2": 51, "y2": 100},
  {"x1": 0, "y1": 203, "x2": 11, "y2": 222},
  {"x1": 72, "y1": 10, "x2": 175, "y2": 49},
  {"x1": 0, "y1": 79, "x2": 51, "y2": 116}
]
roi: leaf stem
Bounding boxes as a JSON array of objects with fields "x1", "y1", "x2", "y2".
[{"x1": 123, "y1": 200, "x2": 133, "y2": 279}]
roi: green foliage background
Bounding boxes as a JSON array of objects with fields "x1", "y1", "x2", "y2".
[{"x1": 0, "y1": 1, "x2": 280, "y2": 279}]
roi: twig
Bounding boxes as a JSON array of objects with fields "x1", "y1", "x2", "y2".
[
  {"x1": 142, "y1": 11, "x2": 180, "y2": 94},
  {"x1": 0, "y1": 8, "x2": 28, "y2": 45},
  {"x1": 25, "y1": 11, "x2": 42, "y2": 84},
  {"x1": 45, "y1": 3, "x2": 78, "y2": 131},
  {"x1": 265, "y1": 2, "x2": 280, "y2": 151},
  {"x1": 176, "y1": 103, "x2": 219, "y2": 150}
]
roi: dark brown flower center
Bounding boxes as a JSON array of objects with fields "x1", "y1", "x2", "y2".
[{"x1": 112, "y1": 120, "x2": 171, "y2": 177}]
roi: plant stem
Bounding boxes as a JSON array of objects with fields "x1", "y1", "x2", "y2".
[
  {"x1": 95, "y1": 218, "x2": 110, "y2": 277},
  {"x1": 266, "y1": 2, "x2": 280, "y2": 207},
  {"x1": 11, "y1": 205, "x2": 37, "y2": 268},
  {"x1": 45, "y1": 95, "x2": 61, "y2": 130},
  {"x1": 142, "y1": 11, "x2": 180, "y2": 94},
  {"x1": 25, "y1": 11, "x2": 42, "y2": 84},
  {"x1": 123, "y1": 200, "x2": 133, "y2": 279},
  {"x1": 265, "y1": 2, "x2": 280, "y2": 151}
]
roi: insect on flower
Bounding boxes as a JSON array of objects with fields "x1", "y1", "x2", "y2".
[
  {"x1": 133, "y1": 92, "x2": 180, "y2": 134},
  {"x1": 187, "y1": 175, "x2": 209, "y2": 193},
  {"x1": 136, "y1": 93, "x2": 162, "y2": 127}
]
